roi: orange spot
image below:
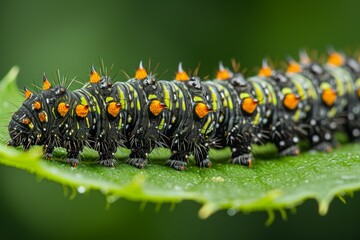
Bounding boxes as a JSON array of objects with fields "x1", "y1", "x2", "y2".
[
  {"x1": 149, "y1": 100, "x2": 166, "y2": 116},
  {"x1": 322, "y1": 89, "x2": 337, "y2": 107},
  {"x1": 38, "y1": 111, "x2": 48, "y2": 122},
  {"x1": 283, "y1": 93, "x2": 300, "y2": 110},
  {"x1": 217, "y1": 69, "x2": 232, "y2": 80},
  {"x1": 90, "y1": 66, "x2": 101, "y2": 83},
  {"x1": 195, "y1": 103, "x2": 211, "y2": 119},
  {"x1": 357, "y1": 88, "x2": 360, "y2": 98},
  {"x1": 22, "y1": 117, "x2": 31, "y2": 125},
  {"x1": 259, "y1": 67, "x2": 272, "y2": 77},
  {"x1": 107, "y1": 102, "x2": 121, "y2": 117},
  {"x1": 241, "y1": 98, "x2": 258, "y2": 114},
  {"x1": 175, "y1": 62, "x2": 189, "y2": 81},
  {"x1": 258, "y1": 62, "x2": 272, "y2": 77},
  {"x1": 287, "y1": 62, "x2": 302, "y2": 73},
  {"x1": 75, "y1": 104, "x2": 89, "y2": 118},
  {"x1": 33, "y1": 101, "x2": 41, "y2": 110},
  {"x1": 57, "y1": 102, "x2": 69, "y2": 117},
  {"x1": 135, "y1": 61, "x2": 147, "y2": 80},
  {"x1": 43, "y1": 77, "x2": 52, "y2": 90},
  {"x1": 24, "y1": 88, "x2": 33, "y2": 99},
  {"x1": 176, "y1": 72, "x2": 189, "y2": 82},
  {"x1": 175, "y1": 71, "x2": 189, "y2": 81},
  {"x1": 328, "y1": 52, "x2": 345, "y2": 66}
]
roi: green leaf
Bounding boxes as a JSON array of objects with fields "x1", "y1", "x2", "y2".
[{"x1": 0, "y1": 67, "x2": 359, "y2": 222}]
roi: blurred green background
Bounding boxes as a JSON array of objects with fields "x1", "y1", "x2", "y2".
[{"x1": 1, "y1": 0, "x2": 360, "y2": 239}]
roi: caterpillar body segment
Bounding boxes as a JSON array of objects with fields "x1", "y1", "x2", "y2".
[{"x1": 7, "y1": 50, "x2": 360, "y2": 171}]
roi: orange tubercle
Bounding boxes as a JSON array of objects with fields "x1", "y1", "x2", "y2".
[
  {"x1": 217, "y1": 62, "x2": 233, "y2": 80},
  {"x1": 258, "y1": 59, "x2": 272, "y2": 77},
  {"x1": 107, "y1": 102, "x2": 121, "y2": 117},
  {"x1": 75, "y1": 104, "x2": 89, "y2": 118},
  {"x1": 38, "y1": 111, "x2": 48, "y2": 122},
  {"x1": 175, "y1": 62, "x2": 189, "y2": 81},
  {"x1": 258, "y1": 67, "x2": 272, "y2": 77},
  {"x1": 42, "y1": 75, "x2": 52, "y2": 90},
  {"x1": 135, "y1": 61, "x2": 148, "y2": 80},
  {"x1": 24, "y1": 88, "x2": 33, "y2": 99},
  {"x1": 33, "y1": 101, "x2": 41, "y2": 110},
  {"x1": 217, "y1": 69, "x2": 232, "y2": 80},
  {"x1": 175, "y1": 71, "x2": 190, "y2": 81},
  {"x1": 195, "y1": 103, "x2": 211, "y2": 119},
  {"x1": 287, "y1": 61, "x2": 302, "y2": 73},
  {"x1": 149, "y1": 100, "x2": 166, "y2": 116},
  {"x1": 241, "y1": 98, "x2": 258, "y2": 114},
  {"x1": 57, "y1": 102, "x2": 70, "y2": 117},
  {"x1": 328, "y1": 52, "x2": 345, "y2": 66},
  {"x1": 357, "y1": 88, "x2": 360, "y2": 98},
  {"x1": 22, "y1": 117, "x2": 31, "y2": 125},
  {"x1": 322, "y1": 89, "x2": 337, "y2": 107},
  {"x1": 283, "y1": 93, "x2": 300, "y2": 110},
  {"x1": 90, "y1": 65, "x2": 101, "y2": 84}
]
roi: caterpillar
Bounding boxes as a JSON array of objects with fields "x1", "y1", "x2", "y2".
[{"x1": 7, "y1": 50, "x2": 360, "y2": 170}]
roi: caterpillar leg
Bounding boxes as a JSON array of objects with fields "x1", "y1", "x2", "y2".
[
  {"x1": 98, "y1": 142, "x2": 118, "y2": 167},
  {"x1": 311, "y1": 142, "x2": 333, "y2": 152},
  {"x1": 197, "y1": 156, "x2": 212, "y2": 168},
  {"x1": 126, "y1": 151, "x2": 147, "y2": 169},
  {"x1": 275, "y1": 137, "x2": 300, "y2": 156},
  {"x1": 43, "y1": 145, "x2": 54, "y2": 160},
  {"x1": 278, "y1": 145, "x2": 300, "y2": 156},
  {"x1": 99, "y1": 155, "x2": 117, "y2": 167},
  {"x1": 230, "y1": 148, "x2": 253, "y2": 167},
  {"x1": 65, "y1": 140, "x2": 83, "y2": 167},
  {"x1": 66, "y1": 151, "x2": 80, "y2": 167},
  {"x1": 7, "y1": 139, "x2": 20, "y2": 147},
  {"x1": 228, "y1": 124, "x2": 254, "y2": 167},
  {"x1": 272, "y1": 120, "x2": 300, "y2": 157},
  {"x1": 167, "y1": 152, "x2": 187, "y2": 171},
  {"x1": 193, "y1": 148, "x2": 212, "y2": 168},
  {"x1": 309, "y1": 119, "x2": 335, "y2": 152}
]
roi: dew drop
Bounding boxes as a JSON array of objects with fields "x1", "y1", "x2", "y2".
[
  {"x1": 227, "y1": 208, "x2": 237, "y2": 216},
  {"x1": 77, "y1": 186, "x2": 86, "y2": 194}
]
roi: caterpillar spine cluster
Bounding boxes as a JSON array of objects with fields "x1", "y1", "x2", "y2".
[{"x1": 8, "y1": 50, "x2": 360, "y2": 170}]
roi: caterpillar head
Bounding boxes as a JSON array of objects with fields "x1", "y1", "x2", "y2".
[
  {"x1": 8, "y1": 76, "x2": 68, "y2": 149},
  {"x1": 8, "y1": 91, "x2": 44, "y2": 149}
]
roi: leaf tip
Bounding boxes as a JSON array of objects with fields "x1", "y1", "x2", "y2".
[
  {"x1": 198, "y1": 203, "x2": 218, "y2": 219},
  {"x1": 319, "y1": 200, "x2": 330, "y2": 215}
]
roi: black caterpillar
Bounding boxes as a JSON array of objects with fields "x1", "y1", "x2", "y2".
[{"x1": 8, "y1": 50, "x2": 360, "y2": 170}]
